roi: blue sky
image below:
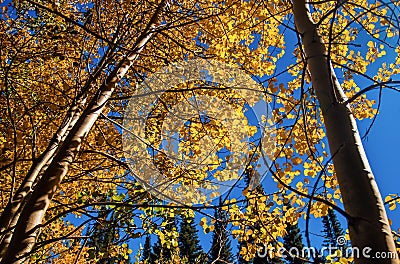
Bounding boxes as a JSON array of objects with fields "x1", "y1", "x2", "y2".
[
  {"x1": 193, "y1": 8, "x2": 400, "y2": 257},
  {"x1": 130, "y1": 8, "x2": 400, "y2": 261},
  {"x1": 359, "y1": 88, "x2": 400, "y2": 220}
]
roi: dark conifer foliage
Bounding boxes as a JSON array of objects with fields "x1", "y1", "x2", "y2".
[
  {"x1": 86, "y1": 209, "x2": 130, "y2": 264},
  {"x1": 151, "y1": 217, "x2": 179, "y2": 263},
  {"x1": 142, "y1": 235, "x2": 152, "y2": 263},
  {"x1": 178, "y1": 215, "x2": 204, "y2": 263},
  {"x1": 210, "y1": 198, "x2": 234, "y2": 264},
  {"x1": 282, "y1": 202, "x2": 306, "y2": 264}
]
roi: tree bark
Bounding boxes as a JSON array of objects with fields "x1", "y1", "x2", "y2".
[
  {"x1": 292, "y1": 1, "x2": 398, "y2": 263},
  {"x1": 0, "y1": 1, "x2": 166, "y2": 263},
  {"x1": 0, "y1": 96, "x2": 85, "y2": 258},
  {"x1": 0, "y1": 8, "x2": 121, "y2": 247}
]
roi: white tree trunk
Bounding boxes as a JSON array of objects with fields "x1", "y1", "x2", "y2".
[
  {"x1": 0, "y1": 1, "x2": 166, "y2": 262},
  {"x1": 293, "y1": 1, "x2": 398, "y2": 263}
]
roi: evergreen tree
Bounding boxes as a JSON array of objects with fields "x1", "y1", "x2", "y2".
[
  {"x1": 210, "y1": 198, "x2": 234, "y2": 264},
  {"x1": 238, "y1": 167, "x2": 261, "y2": 264},
  {"x1": 322, "y1": 208, "x2": 345, "y2": 247},
  {"x1": 318, "y1": 208, "x2": 345, "y2": 263},
  {"x1": 283, "y1": 221, "x2": 306, "y2": 264},
  {"x1": 142, "y1": 235, "x2": 152, "y2": 263},
  {"x1": 282, "y1": 201, "x2": 306, "y2": 264},
  {"x1": 328, "y1": 209, "x2": 344, "y2": 246},
  {"x1": 178, "y1": 215, "x2": 204, "y2": 263},
  {"x1": 151, "y1": 236, "x2": 163, "y2": 263},
  {"x1": 151, "y1": 217, "x2": 180, "y2": 263},
  {"x1": 86, "y1": 209, "x2": 130, "y2": 264},
  {"x1": 322, "y1": 214, "x2": 334, "y2": 247},
  {"x1": 151, "y1": 237, "x2": 160, "y2": 263}
]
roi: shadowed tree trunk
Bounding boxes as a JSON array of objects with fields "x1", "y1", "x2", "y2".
[
  {"x1": 0, "y1": 95, "x2": 86, "y2": 258},
  {"x1": 292, "y1": 1, "x2": 398, "y2": 264},
  {"x1": 0, "y1": 1, "x2": 166, "y2": 263}
]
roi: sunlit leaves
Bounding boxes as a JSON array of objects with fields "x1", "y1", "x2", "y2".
[
  {"x1": 385, "y1": 194, "x2": 400, "y2": 211},
  {"x1": 1, "y1": 0, "x2": 399, "y2": 263}
]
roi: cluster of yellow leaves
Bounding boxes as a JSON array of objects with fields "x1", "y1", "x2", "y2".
[
  {"x1": 32, "y1": 217, "x2": 88, "y2": 263},
  {"x1": 127, "y1": 69, "x2": 265, "y2": 203},
  {"x1": 85, "y1": 243, "x2": 133, "y2": 264},
  {"x1": 139, "y1": 206, "x2": 195, "y2": 264},
  {"x1": 199, "y1": 216, "x2": 215, "y2": 234},
  {"x1": 152, "y1": 216, "x2": 182, "y2": 264},
  {"x1": 385, "y1": 194, "x2": 400, "y2": 211},
  {"x1": 272, "y1": 157, "x2": 342, "y2": 218},
  {"x1": 156, "y1": 223, "x2": 179, "y2": 248},
  {"x1": 326, "y1": 254, "x2": 354, "y2": 264},
  {"x1": 197, "y1": 0, "x2": 288, "y2": 77},
  {"x1": 0, "y1": 15, "x2": 87, "y2": 205},
  {"x1": 0, "y1": 0, "x2": 204, "y2": 261},
  {"x1": 1, "y1": 0, "x2": 399, "y2": 262},
  {"x1": 221, "y1": 192, "x2": 301, "y2": 261}
]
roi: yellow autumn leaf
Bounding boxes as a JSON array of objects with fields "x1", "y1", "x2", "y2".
[{"x1": 292, "y1": 157, "x2": 303, "y2": 165}]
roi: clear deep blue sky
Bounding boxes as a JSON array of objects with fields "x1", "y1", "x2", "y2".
[{"x1": 358, "y1": 89, "x2": 400, "y2": 220}]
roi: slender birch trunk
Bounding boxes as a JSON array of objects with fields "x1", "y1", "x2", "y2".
[
  {"x1": 292, "y1": 1, "x2": 398, "y2": 263},
  {"x1": 0, "y1": 1, "x2": 166, "y2": 263}
]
